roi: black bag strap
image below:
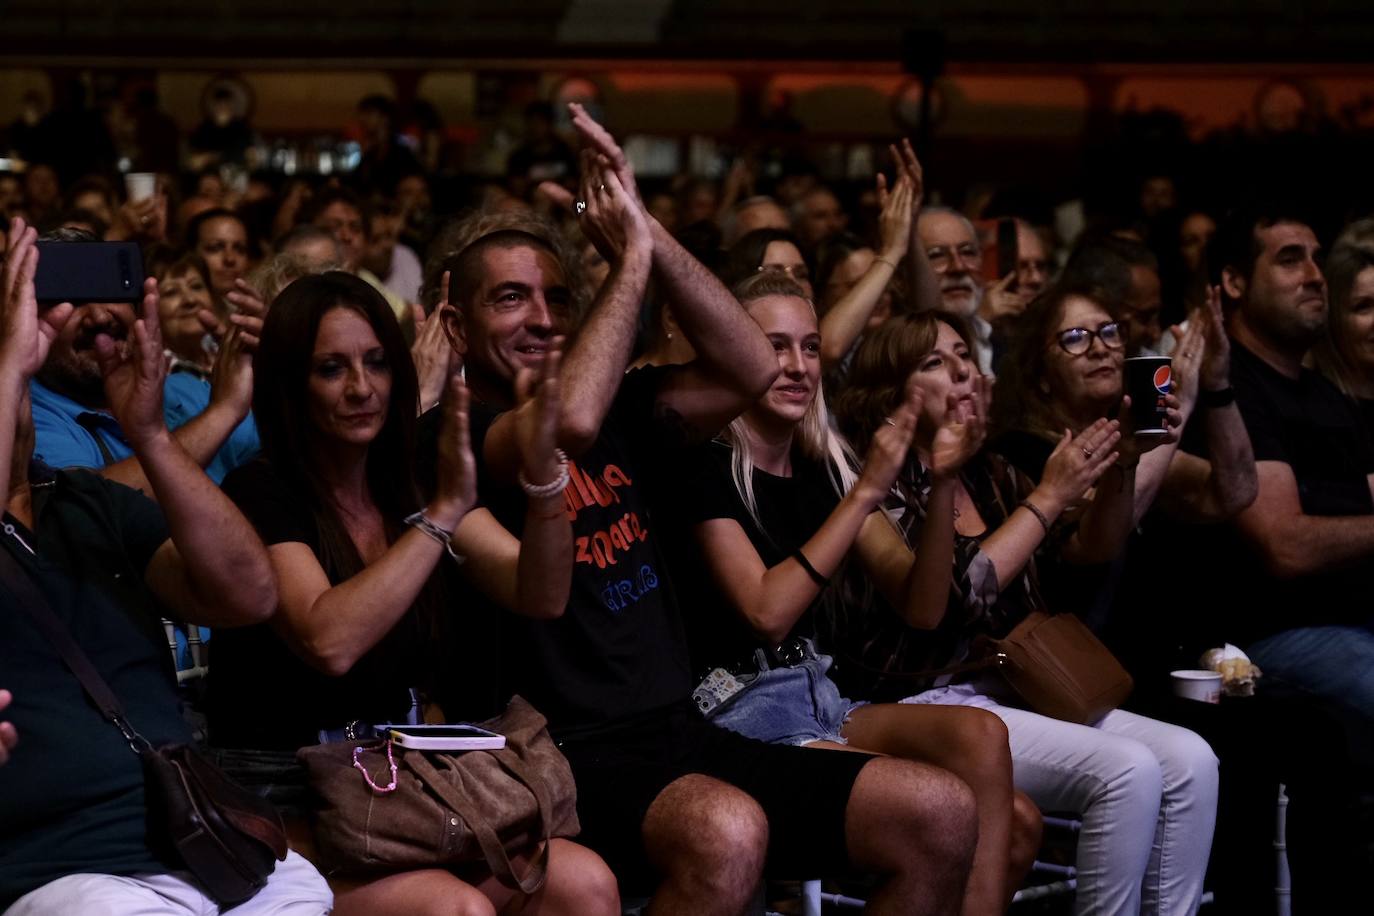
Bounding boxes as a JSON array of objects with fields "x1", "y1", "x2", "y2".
[{"x1": 0, "y1": 537, "x2": 149, "y2": 751}]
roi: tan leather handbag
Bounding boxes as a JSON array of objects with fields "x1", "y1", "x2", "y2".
[
  {"x1": 989, "y1": 611, "x2": 1134, "y2": 725},
  {"x1": 297, "y1": 695, "x2": 579, "y2": 893}
]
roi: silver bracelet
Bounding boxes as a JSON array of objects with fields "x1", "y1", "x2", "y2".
[
  {"x1": 518, "y1": 449, "x2": 570, "y2": 499},
  {"x1": 403, "y1": 511, "x2": 465, "y2": 565}
]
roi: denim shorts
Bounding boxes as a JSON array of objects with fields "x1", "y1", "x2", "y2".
[{"x1": 705, "y1": 651, "x2": 866, "y2": 746}]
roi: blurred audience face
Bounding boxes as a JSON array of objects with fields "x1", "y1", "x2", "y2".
[
  {"x1": 1140, "y1": 176, "x2": 1177, "y2": 218},
  {"x1": 794, "y1": 187, "x2": 846, "y2": 248},
  {"x1": 646, "y1": 192, "x2": 677, "y2": 233},
  {"x1": 745, "y1": 293, "x2": 821, "y2": 428},
  {"x1": 364, "y1": 211, "x2": 401, "y2": 277},
  {"x1": 1015, "y1": 222, "x2": 1051, "y2": 296},
  {"x1": 37, "y1": 301, "x2": 136, "y2": 407},
  {"x1": 71, "y1": 189, "x2": 113, "y2": 226},
  {"x1": 919, "y1": 210, "x2": 984, "y2": 318},
  {"x1": 1044, "y1": 295, "x2": 1124, "y2": 419},
  {"x1": 1179, "y1": 212, "x2": 1216, "y2": 273},
  {"x1": 822, "y1": 246, "x2": 892, "y2": 331},
  {"x1": 395, "y1": 174, "x2": 431, "y2": 216},
  {"x1": 23, "y1": 166, "x2": 59, "y2": 216},
  {"x1": 681, "y1": 182, "x2": 718, "y2": 226},
  {"x1": 194, "y1": 215, "x2": 250, "y2": 296},
  {"x1": 1119, "y1": 264, "x2": 1164, "y2": 355},
  {"x1": 448, "y1": 243, "x2": 571, "y2": 396},
  {"x1": 1336, "y1": 266, "x2": 1374, "y2": 379},
  {"x1": 759, "y1": 239, "x2": 814, "y2": 300},
  {"x1": 1227, "y1": 222, "x2": 1327, "y2": 350},
  {"x1": 284, "y1": 234, "x2": 343, "y2": 274},
  {"x1": 734, "y1": 198, "x2": 789, "y2": 239},
  {"x1": 314, "y1": 200, "x2": 367, "y2": 273},
  {"x1": 306, "y1": 307, "x2": 391, "y2": 448},
  {"x1": 196, "y1": 172, "x2": 227, "y2": 205},
  {"x1": 157, "y1": 264, "x2": 214, "y2": 358},
  {"x1": 905, "y1": 320, "x2": 978, "y2": 432},
  {"x1": 0, "y1": 174, "x2": 22, "y2": 216}
]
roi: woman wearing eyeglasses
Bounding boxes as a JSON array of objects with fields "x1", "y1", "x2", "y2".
[
  {"x1": 831, "y1": 291, "x2": 1219, "y2": 916},
  {"x1": 720, "y1": 228, "x2": 815, "y2": 300}
]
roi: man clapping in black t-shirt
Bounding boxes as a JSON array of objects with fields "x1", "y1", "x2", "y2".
[{"x1": 419, "y1": 107, "x2": 979, "y2": 913}]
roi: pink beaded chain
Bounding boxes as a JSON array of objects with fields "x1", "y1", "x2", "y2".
[{"x1": 352, "y1": 739, "x2": 399, "y2": 793}]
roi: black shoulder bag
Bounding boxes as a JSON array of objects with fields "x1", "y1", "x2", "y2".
[{"x1": 0, "y1": 542, "x2": 288, "y2": 906}]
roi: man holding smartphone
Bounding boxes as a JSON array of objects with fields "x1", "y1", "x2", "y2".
[
  {"x1": 0, "y1": 219, "x2": 332, "y2": 914},
  {"x1": 28, "y1": 228, "x2": 259, "y2": 495}
]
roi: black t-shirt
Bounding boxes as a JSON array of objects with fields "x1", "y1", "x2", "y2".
[
  {"x1": 0, "y1": 465, "x2": 187, "y2": 907},
  {"x1": 208, "y1": 459, "x2": 423, "y2": 749},
  {"x1": 673, "y1": 440, "x2": 842, "y2": 673},
  {"x1": 435, "y1": 367, "x2": 695, "y2": 740},
  {"x1": 1219, "y1": 341, "x2": 1374, "y2": 640}
]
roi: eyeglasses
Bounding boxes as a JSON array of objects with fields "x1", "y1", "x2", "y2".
[
  {"x1": 1054, "y1": 322, "x2": 1124, "y2": 355},
  {"x1": 758, "y1": 263, "x2": 811, "y2": 283},
  {"x1": 925, "y1": 243, "x2": 981, "y2": 272}
]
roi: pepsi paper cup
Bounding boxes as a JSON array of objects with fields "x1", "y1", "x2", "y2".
[
  {"x1": 1124, "y1": 356, "x2": 1172, "y2": 434},
  {"x1": 1171, "y1": 669, "x2": 1222, "y2": 704}
]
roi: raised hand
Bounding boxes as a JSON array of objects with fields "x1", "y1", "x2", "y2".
[
  {"x1": 0, "y1": 689, "x2": 17, "y2": 767},
  {"x1": 875, "y1": 173, "x2": 915, "y2": 263},
  {"x1": 1035, "y1": 418, "x2": 1122, "y2": 511},
  {"x1": 855, "y1": 389, "x2": 922, "y2": 507},
  {"x1": 888, "y1": 139, "x2": 926, "y2": 217},
  {"x1": 578, "y1": 151, "x2": 651, "y2": 264},
  {"x1": 1197, "y1": 284, "x2": 1231, "y2": 393},
  {"x1": 568, "y1": 102, "x2": 641, "y2": 207},
  {"x1": 430, "y1": 372, "x2": 478, "y2": 530},
  {"x1": 512, "y1": 337, "x2": 566, "y2": 487},
  {"x1": 983, "y1": 272, "x2": 1029, "y2": 322},
  {"x1": 1168, "y1": 318, "x2": 1206, "y2": 418},
  {"x1": 929, "y1": 377, "x2": 989, "y2": 480},
  {"x1": 96, "y1": 278, "x2": 167, "y2": 448},
  {"x1": 1, "y1": 218, "x2": 73, "y2": 383},
  {"x1": 412, "y1": 270, "x2": 457, "y2": 414},
  {"x1": 107, "y1": 193, "x2": 168, "y2": 243},
  {"x1": 1117, "y1": 392, "x2": 1184, "y2": 465}
]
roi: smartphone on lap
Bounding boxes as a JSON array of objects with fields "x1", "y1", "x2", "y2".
[{"x1": 383, "y1": 724, "x2": 507, "y2": 751}]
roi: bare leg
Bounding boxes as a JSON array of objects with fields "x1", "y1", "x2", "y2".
[
  {"x1": 642, "y1": 773, "x2": 769, "y2": 916},
  {"x1": 1006, "y1": 792, "x2": 1043, "y2": 904},
  {"x1": 842, "y1": 704, "x2": 1016, "y2": 916},
  {"x1": 332, "y1": 869, "x2": 499, "y2": 916},
  {"x1": 843, "y1": 756, "x2": 978, "y2": 916},
  {"x1": 330, "y1": 840, "x2": 618, "y2": 916}
]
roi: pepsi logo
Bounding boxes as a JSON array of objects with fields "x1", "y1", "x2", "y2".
[{"x1": 1153, "y1": 365, "x2": 1172, "y2": 394}]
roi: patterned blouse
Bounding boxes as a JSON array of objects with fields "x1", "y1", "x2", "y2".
[{"x1": 821, "y1": 450, "x2": 1052, "y2": 702}]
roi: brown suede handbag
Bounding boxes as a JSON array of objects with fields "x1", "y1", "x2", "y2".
[
  {"x1": 297, "y1": 695, "x2": 579, "y2": 893},
  {"x1": 987, "y1": 611, "x2": 1134, "y2": 725}
]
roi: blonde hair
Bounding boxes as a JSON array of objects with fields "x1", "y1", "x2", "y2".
[{"x1": 724, "y1": 273, "x2": 858, "y2": 529}]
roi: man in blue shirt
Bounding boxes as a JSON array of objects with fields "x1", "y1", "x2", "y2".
[{"x1": 29, "y1": 229, "x2": 258, "y2": 493}]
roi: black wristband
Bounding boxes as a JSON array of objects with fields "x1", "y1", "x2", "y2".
[
  {"x1": 792, "y1": 549, "x2": 830, "y2": 588},
  {"x1": 1200, "y1": 386, "x2": 1236, "y2": 408}
]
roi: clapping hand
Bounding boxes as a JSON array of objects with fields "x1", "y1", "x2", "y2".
[
  {"x1": 95, "y1": 278, "x2": 167, "y2": 448},
  {"x1": 874, "y1": 172, "x2": 915, "y2": 265},
  {"x1": 1035, "y1": 418, "x2": 1123, "y2": 512},
  {"x1": 512, "y1": 337, "x2": 566, "y2": 491},
  {"x1": 430, "y1": 372, "x2": 478, "y2": 531},
  {"x1": 412, "y1": 270, "x2": 458, "y2": 415},
  {"x1": 1, "y1": 217, "x2": 72, "y2": 384},
  {"x1": 576, "y1": 150, "x2": 651, "y2": 264},
  {"x1": 929, "y1": 375, "x2": 990, "y2": 480},
  {"x1": 887, "y1": 139, "x2": 926, "y2": 218},
  {"x1": 0, "y1": 690, "x2": 17, "y2": 767},
  {"x1": 855, "y1": 389, "x2": 922, "y2": 508}
]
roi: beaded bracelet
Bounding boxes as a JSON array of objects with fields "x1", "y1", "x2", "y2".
[{"x1": 518, "y1": 449, "x2": 571, "y2": 499}]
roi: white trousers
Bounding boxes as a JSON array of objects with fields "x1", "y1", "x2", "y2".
[
  {"x1": 4, "y1": 850, "x2": 332, "y2": 916},
  {"x1": 906, "y1": 681, "x2": 1218, "y2": 916}
]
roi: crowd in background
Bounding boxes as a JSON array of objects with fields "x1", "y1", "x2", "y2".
[{"x1": 3, "y1": 79, "x2": 1374, "y2": 916}]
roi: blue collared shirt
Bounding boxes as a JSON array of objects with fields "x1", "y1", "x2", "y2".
[{"x1": 30, "y1": 374, "x2": 259, "y2": 484}]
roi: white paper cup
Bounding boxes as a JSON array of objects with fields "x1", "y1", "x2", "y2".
[
  {"x1": 1171, "y1": 669, "x2": 1223, "y2": 704},
  {"x1": 124, "y1": 172, "x2": 156, "y2": 203}
]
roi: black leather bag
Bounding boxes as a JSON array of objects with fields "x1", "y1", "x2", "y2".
[{"x1": 0, "y1": 543, "x2": 287, "y2": 905}]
